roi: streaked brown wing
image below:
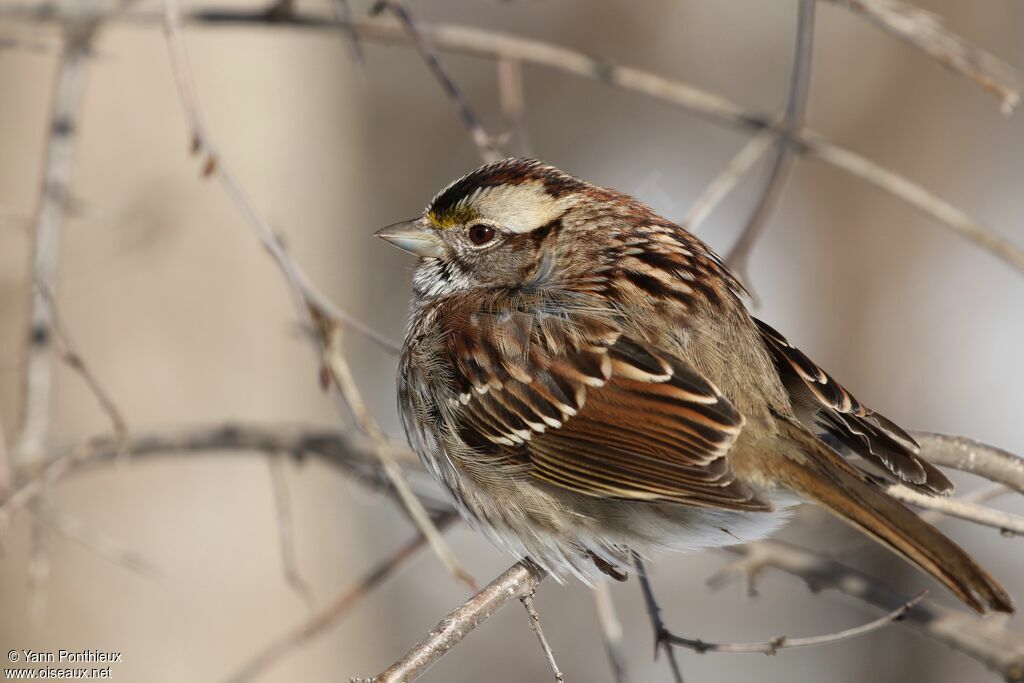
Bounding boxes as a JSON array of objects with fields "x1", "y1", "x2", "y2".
[
  {"x1": 450, "y1": 304, "x2": 768, "y2": 511},
  {"x1": 754, "y1": 317, "x2": 953, "y2": 495}
]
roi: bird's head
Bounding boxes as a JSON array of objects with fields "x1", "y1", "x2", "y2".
[{"x1": 375, "y1": 158, "x2": 617, "y2": 298}]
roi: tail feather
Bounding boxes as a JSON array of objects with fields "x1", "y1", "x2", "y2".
[{"x1": 773, "y1": 419, "x2": 1013, "y2": 614}]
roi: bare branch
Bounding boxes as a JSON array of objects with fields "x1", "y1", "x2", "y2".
[
  {"x1": 13, "y1": 22, "x2": 93, "y2": 464},
  {"x1": 721, "y1": 541, "x2": 1024, "y2": 680},
  {"x1": 367, "y1": 561, "x2": 545, "y2": 683},
  {"x1": 725, "y1": 0, "x2": 815, "y2": 291},
  {"x1": 161, "y1": 0, "x2": 469, "y2": 590},
  {"x1": 634, "y1": 554, "x2": 685, "y2": 683},
  {"x1": 802, "y1": 133, "x2": 1024, "y2": 272},
  {"x1": 2, "y1": 424, "x2": 386, "y2": 518},
  {"x1": 682, "y1": 129, "x2": 776, "y2": 232},
  {"x1": 592, "y1": 582, "x2": 630, "y2": 683},
  {"x1": 886, "y1": 484, "x2": 1024, "y2": 536},
  {"x1": 371, "y1": 1, "x2": 502, "y2": 162},
  {"x1": 6, "y1": 7, "x2": 1022, "y2": 272},
  {"x1": 826, "y1": 0, "x2": 1022, "y2": 114},
  {"x1": 161, "y1": 0, "x2": 399, "y2": 354},
  {"x1": 664, "y1": 592, "x2": 925, "y2": 654},
  {"x1": 5, "y1": 5, "x2": 1012, "y2": 273},
  {"x1": 224, "y1": 512, "x2": 458, "y2": 683},
  {"x1": 913, "y1": 431, "x2": 1024, "y2": 495}
]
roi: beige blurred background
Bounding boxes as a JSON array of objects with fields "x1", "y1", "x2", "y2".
[{"x1": 1, "y1": 1, "x2": 1022, "y2": 681}]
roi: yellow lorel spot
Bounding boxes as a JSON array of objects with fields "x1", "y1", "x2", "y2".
[{"x1": 428, "y1": 205, "x2": 479, "y2": 229}]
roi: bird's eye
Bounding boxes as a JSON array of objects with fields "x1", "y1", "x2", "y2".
[{"x1": 467, "y1": 224, "x2": 496, "y2": 246}]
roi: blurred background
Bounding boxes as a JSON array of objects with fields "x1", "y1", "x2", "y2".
[{"x1": 1, "y1": 1, "x2": 1022, "y2": 681}]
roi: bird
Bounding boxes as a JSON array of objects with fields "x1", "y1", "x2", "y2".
[{"x1": 375, "y1": 157, "x2": 1012, "y2": 614}]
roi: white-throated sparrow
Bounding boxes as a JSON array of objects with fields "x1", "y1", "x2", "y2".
[{"x1": 377, "y1": 158, "x2": 1012, "y2": 613}]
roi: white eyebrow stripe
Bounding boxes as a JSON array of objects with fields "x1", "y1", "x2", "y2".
[{"x1": 469, "y1": 181, "x2": 573, "y2": 234}]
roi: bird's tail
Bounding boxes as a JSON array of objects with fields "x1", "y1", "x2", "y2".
[{"x1": 771, "y1": 417, "x2": 1013, "y2": 614}]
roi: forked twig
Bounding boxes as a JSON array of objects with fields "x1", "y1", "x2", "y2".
[
  {"x1": 634, "y1": 554, "x2": 685, "y2": 683},
  {"x1": 367, "y1": 561, "x2": 545, "y2": 683},
  {"x1": 721, "y1": 540, "x2": 1024, "y2": 679}
]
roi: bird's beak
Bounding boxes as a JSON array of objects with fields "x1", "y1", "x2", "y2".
[{"x1": 375, "y1": 219, "x2": 444, "y2": 258}]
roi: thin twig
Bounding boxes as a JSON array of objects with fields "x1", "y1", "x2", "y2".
[
  {"x1": 367, "y1": 561, "x2": 545, "y2": 683},
  {"x1": 663, "y1": 592, "x2": 925, "y2": 654},
  {"x1": 161, "y1": 0, "x2": 399, "y2": 353},
  {"x1": 592, "y1": 582, "x2": 630, "y2": 683},
  {"x1": 634, "y1": 554, "x2": 685, "y2": 683},
  {"x1": 682, "y1": 129, "x2": 776, "y2": 232},
  {"x1": 371, "y1": 0, "x2": 502, "y2": 162},
  {"x1": 721, "y1": 541, "x2": 1024, "y2": 680},
  {"x1": 9, "y1": 6, "x2": 1024, "y2": 273},
  {"x1": 834, "y1": 483, "x2": 1014, "y2": 559},
  {"x1": 521, "y1": 589, "x2": 564, "y2": 682},
  {"x1": 315, "y1": 313, "x2": 476, "y2": 591},
  {"x1": 267, "y1": 455, "x2": 316, "y2": 610},
  {"x1": 37, "y1": 502, "x2": 161, "y2": 580},
  {"x1": 224, "y1": 512, "x2": 458, "y2": 683},
  {"x1": 162, "y1": 0, "x2": 470, "y2": 590},
  {"x1": 725, "y1": 0, "x2": 816, "y2": 293},
  {"x1": 37, "y1": 284, "x2": 129, "y2": 457},
  {"x1": 827, "y1": 0, "x2": 1022, "y2": 114},
  {"x1": 331, "y1": 0, "x2": 364, "y2": 66}
]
